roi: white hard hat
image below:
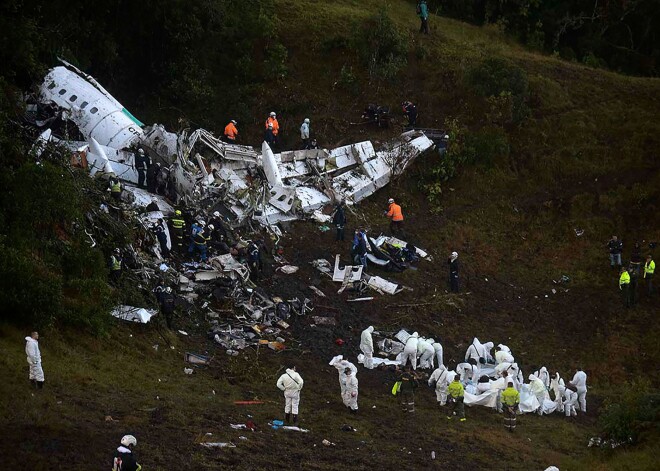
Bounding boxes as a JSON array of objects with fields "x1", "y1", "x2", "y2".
[
  {"x1": 451, "y1": 251, "x2": 458, "y2": 258},
  {"x1": 270, "y1": 111, "x2": 276, "y2": 117},
  {"x1": 120, "y1": 435, "x2": 137, "y2": 447},
  {"x1": 114, "y1": 248, "x2": 121, "y2": 254},
  {"x1": 138, "y1": 148, "x2": 145, "y2": 155},
  {"x1": 199, "y1": 220, "x2": 206, "y2": 227},
  {"x1": 231, "y1": 119, "x2": 237, "y2": 125},
  {"x1": 304, "y1": 118, "x2": 310, "y2": 123},
  {"x1": 388, "y1": 198, "x2": 394, "y2": 204},
  {"x1": 208, "y1": 224, "x2": 215, "y2": 231},
  {"x1": 213, "y1": 211, "x2": 220, "y2": 218},
  {"x1": 444, "y1": 134, "x2": 449, "y2": 139},
  {"x1": 164, "y1": 287, "x2": 172, "y2": 294}
]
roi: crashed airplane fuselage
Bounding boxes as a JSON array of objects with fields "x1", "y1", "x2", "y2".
[{"x1": 31, "y1": 62, "x2": 435, "y2": 226}]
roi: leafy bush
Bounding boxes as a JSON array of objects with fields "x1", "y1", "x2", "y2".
[
  {"x1": 265, "y1": 43, "x2": 289, "y2": 80},
  {"x1": 353, "y1": 9, "x2": 408, "y2": 81},
  {"x1": 600, "y1": 382, "x2": 660, "y2": 443},
  {"x1": 465, "y1": 58, "x2": 529, "y2": 124}
]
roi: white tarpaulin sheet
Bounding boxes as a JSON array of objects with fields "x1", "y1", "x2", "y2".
[
  {"x1": 358, "y1": 354, "x2": 401, "y2": 367},
  {"x1": 367, "y1": 276, "x2": 400, "y2": 295},
  {"x1": 111, "y1": 305, "x2": 156, "y2": 323}
]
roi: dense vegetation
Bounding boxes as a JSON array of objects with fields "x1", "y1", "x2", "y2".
[{"x1": 429, "y1": 0, "x2": 660, "y2": 76}]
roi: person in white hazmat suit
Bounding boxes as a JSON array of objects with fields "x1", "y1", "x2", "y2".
[
  {"x1": 465, "y1": 338, "x2": 494, "y2": 364},
  {"x1": 329, "y1": 355, "x2": 357, "y2": 396},
  {"x1": 430, "y1": 339, "x2": 443, "y2": 367},
  {"x1": 400, "y1": 332, "x2": 419, "y2": 370},
  {"x1": 456, "y1": 361, "x2": 479, "y2": 385},
  {"x1": 550, "y1": 372, "x2": 565, "y2": 413},
  {"x1": 495, "y1": 344, "x2": 514, "y2": 364},
  {"x1": 276, "y1": 366, "x2": 304, "y2": 424},
  {"x1": 360, "y1": 326, "x2": 375, "y2": 369},
  {"x1": 25, "y1": 332, "x2": 45, "y2": 389},
  {"x1": 428, "y1": 364, "x2": 450, "y2": 406},
  {"x1": 569, "y1": 368, "x2": 588, "y2": 413},
  {"x1": 563, "y1": 385, "x2": 578, "y2": 417},
  {"x1": 533, "y1": 366, "x2": 551, "y2": 389},
  {"x1": 529, "y1": 374, "x2": 550, "y2": 415},
  {"x1": 417, "y1": 337, "x2": 435, "y2": 369},
  {"x1": 341, "y1": 367, "x2": 359, "y2": 412}
]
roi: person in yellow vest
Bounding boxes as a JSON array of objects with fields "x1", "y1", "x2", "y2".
[
  {"x1": 109, "y1": 177, "x2": 122, "y2": 202},
  {"x1": 644, "y1": 254, "x2": 655, "y2": 297},
  {"x1": 224, "y1": 120, "x2": 238, "y2": 142},
  {"x1": 447, "y1": 376, "x2": 466, "y2": 421},
  {"x1": 619, "y1": 267, "x2": 631, "y2": 307},
  {"x1": 501, "y1": 381, "x2": 520, "y2": 432},
  {"x1": 170, "y1": 210, "x2": 186, "y2": 253},
  {"x1": 110, "y1": 248, "x2": 122, "y2": 284}
]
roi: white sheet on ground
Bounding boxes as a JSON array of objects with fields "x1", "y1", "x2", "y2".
[
  {"x1": 464, "y1": 389, "x2": 499, "y2": 408},
  {"x1": 358, "y1": 354, "x2": 401, "y2": 367},
  {"x1": 111, "y1": 305, "x2": 157, "y2": 323}
]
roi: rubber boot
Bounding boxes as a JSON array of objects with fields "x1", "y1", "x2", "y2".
[
  {"x1": 37, "y1": 381, "x2": 44, "y2": 389},
  {"x1": 285, "y1": 413, "x2": 291, "y2": 423},
  {"x1": 292, "y1": 414, "x2": 298, "y2": 425}
]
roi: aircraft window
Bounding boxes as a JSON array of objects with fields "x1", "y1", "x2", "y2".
[
  {"x1": 69, "y1": 95, "x2": 77, "y2": 102},
  {"x1": 80, "y1": 101, "x2": 89, "y2": 109},
  {"x1": 58, "y1": 89, "x2": 66, "y2": 95},
  {"x1": 90, "y1": 107, "x2": 98, "y2": 114},
  {"x1": 47, "y1": 83, "x2": 56, "y2": 90}
]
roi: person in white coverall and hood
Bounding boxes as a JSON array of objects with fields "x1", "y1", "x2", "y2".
[
  {"x1": 360, "y1": 326, "x2": 375, "y2": 369},
  {"x1": 341, "y1": 367, "x2": 359, "y2": 412},
  {"x1": 417, "y1": 337, "x2": 435, "y2": 369},
  {"x1": 25, "y1": 331, "x2": 44, "y2": 389},
  {"x1": 529, "y1": 374, "x2": 549, "y2": 415},
  {"x1": 428, "y1": 364, "x2": 450, "y2": 406},
  {"x1": 569, "y1": 368, "x2": 588, "y2": 413},
  {"x1": 400, "y1": 332, "x2": 419, "y2": 370},
  {"x1": 276, "y1": 365, "x2": 304, "y2": 424},
  {"x1": 330, "y1": 355, "x2": 357, "y2": 396}
]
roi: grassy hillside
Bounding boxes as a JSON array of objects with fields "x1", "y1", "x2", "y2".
[{"x1": 1, "y1": 1, "x2": 659, "y2": 469}]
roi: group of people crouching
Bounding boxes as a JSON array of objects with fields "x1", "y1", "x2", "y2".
[{"x1": 359, "y1": 327, "x2": 588, "y2": 432}]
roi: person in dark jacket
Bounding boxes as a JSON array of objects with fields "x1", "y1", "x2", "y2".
[
  {"x1": 134, "y1": 148, "x2": 151, "y2": 189},
  {"x1": 146, "y1": 162, "x2": 160, "y2": 193},
  {"x1": 402, "y1": 101, "x2": 418, "y2": 127},
  {"x1": 332, "y1": 202, "x2": 347, "y2": 241},
  {"x1": 152, "y1": 219, "x2": 170, "y2": 258},
  {"x1": 417, "y1": 0, "x2": 429, "y2": 34},
  {"x1": 248, "y1": 240, "x2": 264, "y2": 280},
  {"x1": 160, "y1": 287, "x2": 176, "y2": 329},
  {"x1": 112, "y1": 435, "x2": 141, "y2": 471},
  {"x1": 398, "y1": 366, "x2": 419, "y2": 413},
  {"x1": 448, "y1": 251, "x2": 459, "y2": 292},
  {"x1": 607, "y1": 235, "x2": 623, "y2": 268},
  {"x1": 355, "y1": 229, "x2": 368, "y2": 268}
]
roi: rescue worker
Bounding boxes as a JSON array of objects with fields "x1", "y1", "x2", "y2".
[
  {"x1": 332, "y1": 202, "x2": 347, "y2": 241},
  {"x1": 398, "y1": 366, "x2": 418, "y2": 413},
  {"x1": 644, "y1": 254, "x2": 655, "y2": 296},
  {"x1": 109, "y1": 177, "x2": 122, "y2": 202},
  {"x1": 247, "y1": 239, "x2": 264, "y2": 280},
  {"x1": 495, "y1": 344, "x2": 514, "y2": 364},
  {"x1": 417, "y1": 337, "x2": 435, "y2": 369},
  {"x1": 308, "y1": 138, "x2": 320, "y2": 150},
  {"x1": 550, "y1": 372, "x2": 565, "y2": 414},
  {"x1": 170, "y1": 210, "x2": 185, "y2": 253},
  {"x1": 110, "y1": 248, "x2": 122, "y2": 284},
  {"x1": 360, "y1": 326, "x2": 375, "y2": 369},
  {"x1": 146, "y1": 162, "x2": 160, "y2": 193},
  {"x1": 330, "y1": 356, "x2": 357, "y2": 397},
  {"x1": 456, "y1": 361, "x2": 478, "y2": 385},
  {"x1": 112, "y1": 435, "x2": 141, "y2": 471},
  {"x1": 209, "y1": 211, "x2": 225, "y2": 237},
  {"x1": 447, "y1": 376, "x2": 466, "y2": 421},
  {"x1": 25, "y1": 331, "x2": 44, "y2": 389},
  {"x1": 160, "y1": 287, "x2": 176, "y2": 329},
  {"x1": 569, "y1": 368, "x2": 588, "y2": 413},
  {"x1": 341, "y1": 368, "x2": 359, "y2": 413},
  {"x1": 384, "y1": 198, "x2": 404, "y2": 235},
  {"x1": 563, "y1": 385, "x2": 578, "y2": 417},
  {"x1": 432, "y1": 339, "x2": 444, "y2": 367},
  {"x1": 619, "y1": 266, "x2": 631, "y2": 307},
  {"x1": 607, "y1": 235, "x2": 623, "y2": 268},
  {"x1": 265, "y1": 111, "x2": 279, "y2": 145},
  {"x1": 155, "y1": 164, "x2": 168, "y2": 195},
  {"x1": 355, "y1": 228, "x2": 368, "y2": 268},
  {"x1": 417, "y1": 0, "x2": 429, "y2": 34},
  {"x1": 448, "y1": 251, "x2": 460, "y2": 293},
  {"x1": 501, "y1": 381, "x2": 520, "y2": 432},
  {"x1": 276, "y1": 365, "x2": 304, "y2": 424},
  {"x1": 224, "y1": 120, "x2": 238, "y2": 143},
  {"x1": 400, "y1": 332, "x2": 419, "y2": 370},
  {"x1": 428, "y1": 363, "x2": 449, "y2": 406},
  {"x1": 300, "y1": 118, "x2": 310, "y2": 149},
  {"x1": 188, "y1": 220, "x2": 204, "y2": 254},
  {"x1": 264, "y1": 122, "x2": 276, "y2": 146},
  {"x1": 533, "y1": 366, "x2": 551, "y2": 389},
  {"x1": 134, "y1": 148, "x2": 150, "y2": 189},
  {"x1": 152, "y1": 219, "x2": 169, "y2": 258},
  {"x1": 192, "y1": 224, "x2": 210, "y2": 262},
  {"x1": 402, "y1": 101, "x2": 418, "y2": 127},
  {"x1": 529, "y1": 374, "x2": 549, "y2": 415},
  {"x1": 153, "y1": 279, "x2": 166, "y2": 304}
]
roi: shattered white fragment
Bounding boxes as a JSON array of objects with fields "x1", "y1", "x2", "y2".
[{"x1": 111, "y1": 305, "x2": 156, "y2": 324}]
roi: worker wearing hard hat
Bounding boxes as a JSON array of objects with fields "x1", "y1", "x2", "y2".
[
  {"x1": 265, "y1": 111, "x2": 280, "y2": 147},
  {"x1": 112, "y1": 435, "x2": 141, "y2": 471},
  {"x1": 384, "y1": 198, "x2": 404, "y2": 235},
  {"x1": 224, "y1": 120, "x2": 238, "y2": 142},
  {"x1": 300, "y1": 118, "x2": 310, "y2": 149}
]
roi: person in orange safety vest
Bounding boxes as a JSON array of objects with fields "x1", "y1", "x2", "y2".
[
  {"x1": 266, "y1": 112, "x2": 280, "y2": 136},
  {"x1": 384, "y1": 198, "x2": 404, "y2": 235},
  {"x1": 224, "y1": 120, "x2": 238, "y2": 142}
]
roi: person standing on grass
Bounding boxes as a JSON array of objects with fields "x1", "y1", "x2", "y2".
[
  {"x1": 417, "y1": 0, "x2": 429, "y2": 34},
  {"x1": 448, "y1": 251, "x2": 460, "y2": 293},
  {"x1": 25, "y1": 332, "x2": 44, "y2": 389},
  {"x1": 644, "y1": 254, "x2": 655, "y2": 296},
  {"x1": 447, "y1": 376, "x2": 466, "y2": 421},
  {"x1": 501, "y1": 381, "x2": 520, "y2": 432},
  {"x1": 619, "y1": 266, "x2": 631, "y2": 307},
  {"x1": 384, "y1": 198, "x2": 404, "y2": 235},
  {"x1": 607, "y1": 235, "x2": 623, "y2": 268},
  {"x1": 276, "y1": 365, "x2": 304, "y2": 424},
  {"x1": 332, "y1": 201, "x2": 347, "y2": 242},
  {"x1": 398, "y1": 366, "x2": 419, "y2": 413}
]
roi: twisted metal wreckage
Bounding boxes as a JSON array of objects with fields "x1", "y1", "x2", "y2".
[{"x1": 25, "y1": 61, "x2": 436, "y2": 354}]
